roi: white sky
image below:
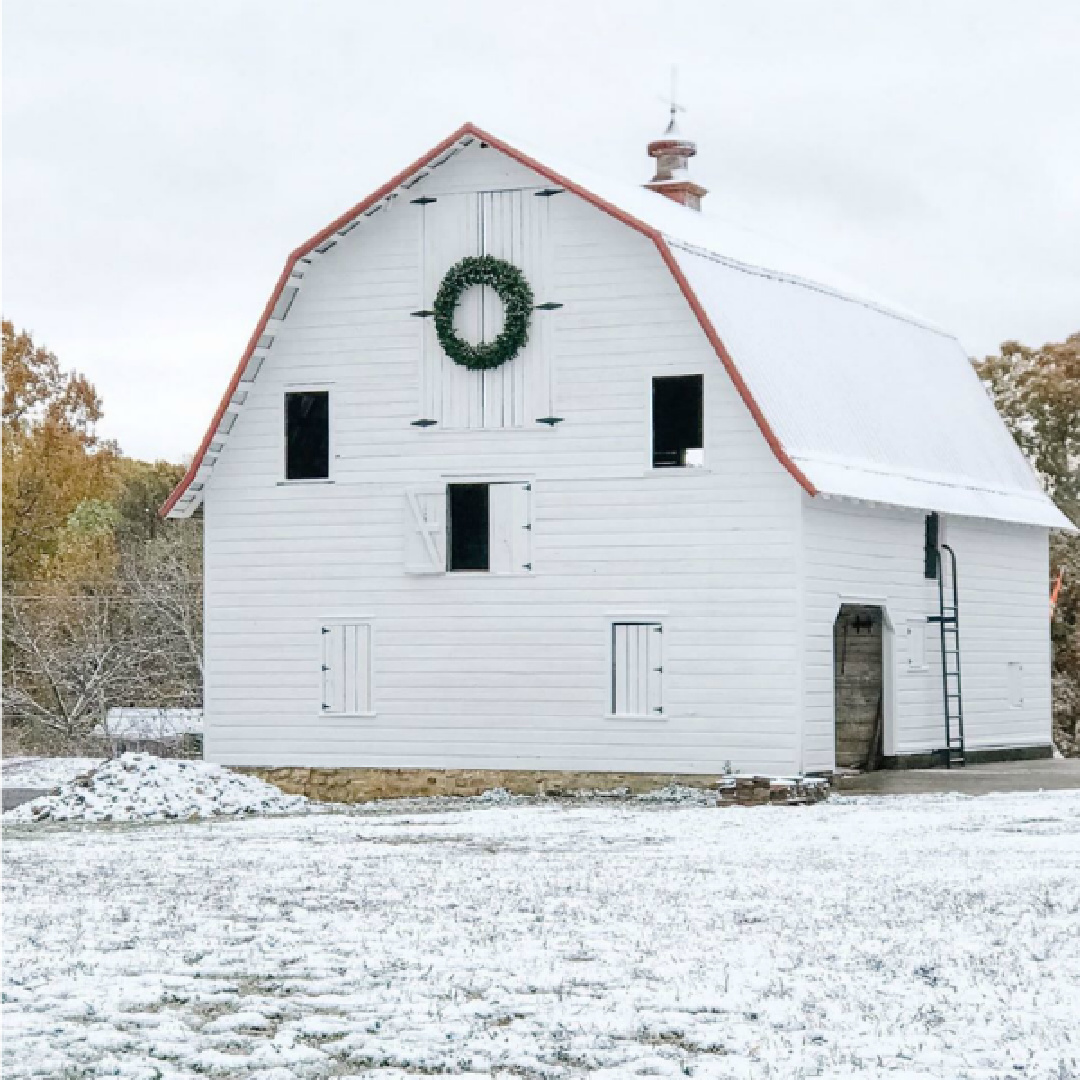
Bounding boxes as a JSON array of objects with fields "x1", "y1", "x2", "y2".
[{"x1": 4, "y1": 0, "x2": 1079, "y2": 463}]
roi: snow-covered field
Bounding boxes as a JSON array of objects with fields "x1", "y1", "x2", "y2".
[{"x1": 4, "y1": 791, "x2": 1079, "y2": 1079}]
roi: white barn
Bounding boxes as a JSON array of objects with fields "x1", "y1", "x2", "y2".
[{"x1": 165, "y1": 120, "x2": 1071, "y2": 795}]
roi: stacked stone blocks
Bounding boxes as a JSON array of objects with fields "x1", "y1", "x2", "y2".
[{"x1": 242, "y1": 767, "x2": 830, "y2": 806}]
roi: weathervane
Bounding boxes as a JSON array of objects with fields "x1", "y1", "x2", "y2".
[{"x1": 660, "y1": 65, "x2": 686, "y2": 134}]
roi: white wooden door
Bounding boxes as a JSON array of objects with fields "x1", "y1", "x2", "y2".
[
  {"x1": 417, "y1": 190, "x2": 552, "y2": 428},
  {"x1": 611, "y1": 623, "x2": 663, "y2": 716},
  {"x1": 321, "y1": 622, "x2": 373, "y2": 715}
]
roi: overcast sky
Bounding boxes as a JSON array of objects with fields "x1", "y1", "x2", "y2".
[{"x1": 4, "y1": 0, "x2": 1079, "y2": 463}]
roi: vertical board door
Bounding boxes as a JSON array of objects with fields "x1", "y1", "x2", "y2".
[
  {"x1": 418, "y1": 190, "x2": 552, "y2": 428},
  {"x1": 321, "y1": 622, "x2": 373, "y2": 715},
  {"x1": 611, "y1": 623, "x2": 663, "y2": 716}
]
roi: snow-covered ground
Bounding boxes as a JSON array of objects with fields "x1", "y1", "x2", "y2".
[
  {"x1": 2, "y1": 755, "x2": 104, "y2": 789},
  {"x1": 4, "y1": 791, "x2": 1079, "y2": 1079}
]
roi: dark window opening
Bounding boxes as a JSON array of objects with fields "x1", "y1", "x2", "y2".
[
  {"x1": 447, "y1": 484, "x2": 490, "y2": 571},
  {"x1": 652, "y1": 375, "x2": 704, "y2": 468},
  {"x1": 285, "y1": 391, "x2": 329, "y2": 480},
  {"x1": 924, "y1": 512, "x2": 940, "y2": 579}
]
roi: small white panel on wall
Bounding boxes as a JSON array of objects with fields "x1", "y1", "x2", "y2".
[
  {"x1": 905, "y1": 619, "x2": 928, "y2": 671},
  {"x1": 1007, "y1": 661, "x2": 1024, "y2": 708},
  {"x1": 417, "y1": 190, "x2": 552, "y2": 429},
  {"x1": 321, "y1": 622, "x2": 373, "y2": 716},
  {"x1": 489, "y1": 481, "x2": 533, "y2": 574},
  {"x1": 404, "y1": 486, "x2": 447, "y2": 573}
]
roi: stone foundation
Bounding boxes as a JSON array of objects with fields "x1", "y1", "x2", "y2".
[{"x1": 241, "y1": 766, "x2": 829, "y2": 806}]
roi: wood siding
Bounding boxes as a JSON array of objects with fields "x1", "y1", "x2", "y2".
[{"x1": 202, "y1": 143, "x2": 803, "y2": 775}]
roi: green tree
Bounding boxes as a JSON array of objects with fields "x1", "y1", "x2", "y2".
[{"x1": 113, "y1": 458, "x2": 186, "y2": 550}]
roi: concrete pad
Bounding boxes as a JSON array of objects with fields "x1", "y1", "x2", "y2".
[{"x1": 836, "y1": 758, "x2": 1080, "y2": 796}]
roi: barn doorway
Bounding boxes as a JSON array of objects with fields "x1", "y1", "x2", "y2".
[{"x1": 833, "y1": 605, "x2": 885, "y2": 771}]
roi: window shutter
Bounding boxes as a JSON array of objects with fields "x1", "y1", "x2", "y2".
[
  {"x1": 404, "y1": 486, "x2": 446, "y2": 573},
  {"x1": 321, "y1": 624, "x2": 345, "y2": 713},
  {"x1": 924, "y1": 513, "x2": 940, "y2": 579},
  {"x1": 321, "y1": 622, "x2": 373, "y2": 715},
  {"x1": 510, "y1": 482, "x2": 533, "y2": 572},
  {"x1": 489, "y1": 482, "x2": 533, "y2": 574},
  {"x1": 612, "y1": 622, "x2": 663, "y2": 716},
  {"x1": 646, "y1": 626, "x2": 663, "y2": 714}
]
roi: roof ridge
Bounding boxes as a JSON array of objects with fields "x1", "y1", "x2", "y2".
[{"x1": 666, "y1": 238, "x2": 956, "y2": 341}]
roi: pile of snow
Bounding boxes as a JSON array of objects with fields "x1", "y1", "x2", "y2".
[{"x1": 5, "y1": 753, "x2": 309, "y2": 824}]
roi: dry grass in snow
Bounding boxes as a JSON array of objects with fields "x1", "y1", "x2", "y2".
[{"x1": 3, "y1": 790, "x2": 1079, "y2": 1078}]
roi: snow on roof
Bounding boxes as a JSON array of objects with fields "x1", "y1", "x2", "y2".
[
  {"x1": 670, "y1": 243, "x2": 1071, "y2": 529},
  {"x1": 164, "y1": 122, "x2": 1071, "y2": 531}
]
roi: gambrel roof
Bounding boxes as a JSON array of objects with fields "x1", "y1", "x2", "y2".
[{"x1": 164, "y1": 122, "x2": 1071, "y2": 530}]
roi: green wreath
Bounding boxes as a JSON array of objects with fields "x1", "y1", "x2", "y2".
[{"x1": 433, "y1": 255, "x2": 534, "y2": 371}]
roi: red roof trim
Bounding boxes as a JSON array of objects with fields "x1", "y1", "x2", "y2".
[
  {"x1": 163, "y1": 122, "x2": 814, "y2": 515},
  {"x1": 161, "y1": 124, "x2": 475, "y2": 516}
]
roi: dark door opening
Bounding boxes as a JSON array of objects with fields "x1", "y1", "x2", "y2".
[{"x1": 833, "y1": 605, "x2": 885, "y2": 771}]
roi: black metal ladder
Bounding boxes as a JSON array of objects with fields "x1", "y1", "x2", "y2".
[{"x1": 928, "y1": 543, "x2": 966, "y2": 768}]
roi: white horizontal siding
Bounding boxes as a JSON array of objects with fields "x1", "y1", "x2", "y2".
[
  {"x1": 941, "y1": 517, "x2": 1051, "y2": 750},
  {"x1": 203, "y1": 142, "x2": 802, "y2": 776},
  {"x1": 801, "y1": 497, "x2": 1051, "y2": 770}
]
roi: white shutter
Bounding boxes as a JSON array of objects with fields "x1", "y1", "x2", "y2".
[
  {"x1": 488, "y1": 482, "x2": 533, "y2": 574},
  {"x1": 321, "y1": 624, "x2": 345, "y2": 714},
  {"x1": 1007, "y1": 662, "x2": 1024, "y2": 708},
  {"x1": 321, "y1": 621, "x2": 373, "y2": 715},
  {"x1": 905, "y1": 619, "x2": 928, "y2": 670},
  {"x1": 404, "y1": 486, "x2": 446, "y2": 574},
  {"x1": 612, "y1": 623, "x2": 663, "y2": 716}
]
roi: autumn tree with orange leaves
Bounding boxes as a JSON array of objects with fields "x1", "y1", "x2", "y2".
[
  {"x1": 2, "y1": 321, "x2": 201, "y2": 751},
  {"x1": 2, "y1": 319, "x2": 119, "y2": 582}
]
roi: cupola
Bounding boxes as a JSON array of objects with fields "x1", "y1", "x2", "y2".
[{"x1": 645, "y1": 111, "x2": 707, "y2": 211}]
